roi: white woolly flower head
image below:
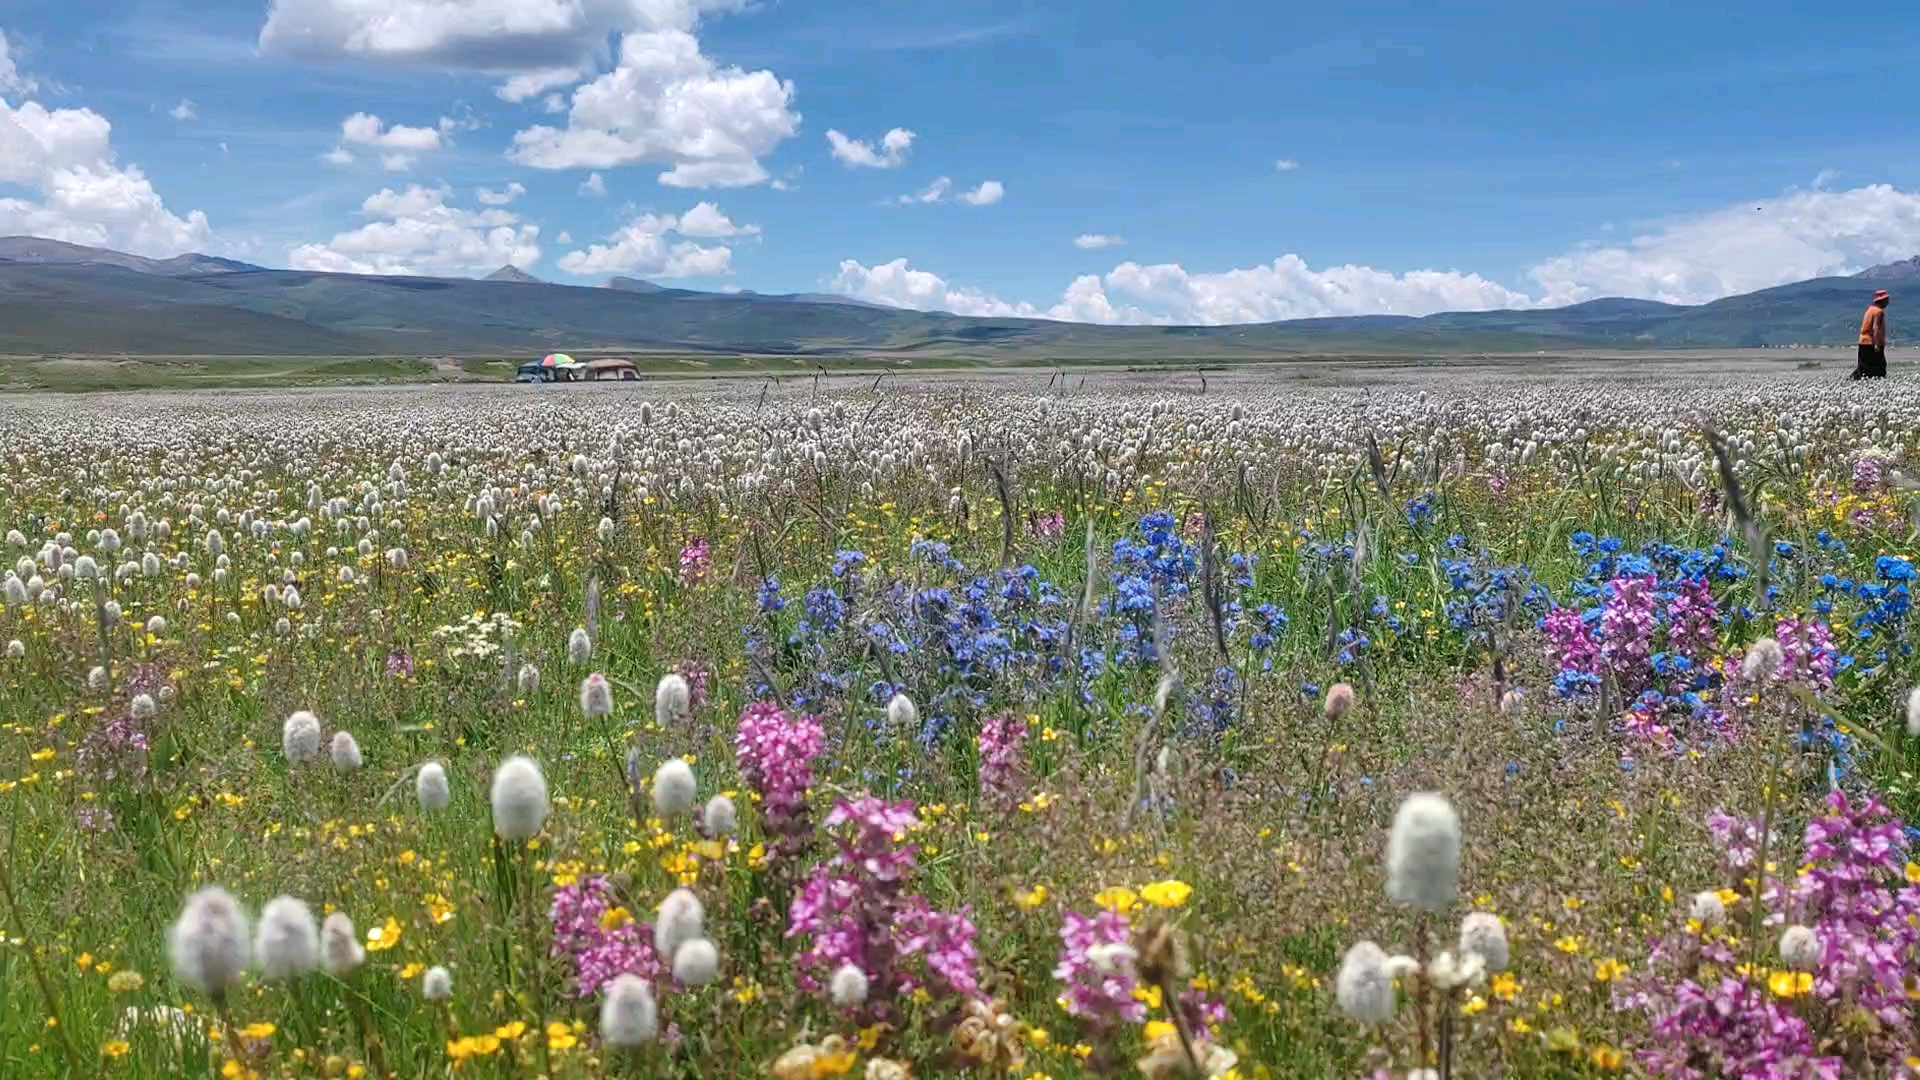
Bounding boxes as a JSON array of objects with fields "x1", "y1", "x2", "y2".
[
  {"x1": 1907, "y1": 686, "x2": 1920, "y2": 738},
  {"x1": 1457, "y1": 911, "x2": 1509, "y2": 972},
  {"x1": 886, "y1": 693, "x2": 917, "y2": 730},
  {"x1": 490, "y1": 756, "x2": 550, "y2": 841},
  {"x1": 652, "y1": 758, "x2": 697, "y2": 817},
  {"x1": 282, "y1": 711, "x2": 322, "y2": 764},
  {"x1": 1425, "y1": 950, "x2": 1485, "y2": 992},
  {"x1": 830, "y1": 963, "x2": 869, "y2": 1006},
  {"x1": 654, "y1": 888, "x2": 705, "y2": 960},
  {"x1": 255, "y1": 895, "x2": 320, "y2": 980},
  {"x1": 329, "y1": 731, "x2": 362, "y2": 772},
  {"x1": 168, "y1": 886, "x2": 251, "y2": 997},
  {"x1": 1324, "y1": 682, "x2": 1356, "y2": 718},
  {"x1": 5, "y1": 639, "x2": 22, "y2": 658},
  {"x1": 320, "y1": 912, "x2": 364, "y2": 976},
  {"x1": 672, "y1": 937, "x2": 719, "y2": 985},
  {"x1": 423, "y1": 965, "x2": 453, "y2": 1001},
  {"x1": 131, "y1": 693, "x2": 157, "y2": 720},
  {"x1": 416, "y1": 761, "x2": 450, "y2": 811},
  {"x1": 1688, "y1": 890, "x2": 1727, "y2": 928},
  {"x1": 1743, "y1": 637, "x2": 1785, "y2": 682},
  {"x1": 1334, "y1": 940, "x2": 1396, "y2": 1024},
  {"x1": 701, "y1": 794, "x2": 738, "y2": 838},
  {"x1": 517, "y1": 663, "x2": 541, "y2": 695},
  {"x1": 1086, "y1": 941, "x2": 1138, "y2": 975},
  {"x1": 655, "y1": 673, "x2": 691, "y2": 726},
  {"x1": 567, "y1": 627, "x2": 592, "y2": 665},
  {"x1": 579, "y1": 672, "x2": 613, "y2": 718},
  {"x1": 88, "y1": 665, "x2": 109, "y2": 692},
  {"x1": 1386, "y1": 792, "x2": 1460, "y2": 913},
  {"x1": 1778, "y1": 925, "x2": 1820, "y2": 971},
  {"x1": 600, "y1": 973, "x2": 658, "y2": 1047}
]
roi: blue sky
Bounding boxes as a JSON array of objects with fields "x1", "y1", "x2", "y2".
[{"x1": 4, "y1": 1, "x2": 1920, "y2": 324}]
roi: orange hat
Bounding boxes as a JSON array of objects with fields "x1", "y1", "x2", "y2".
[{"x1": 1876, "y1": 289, "x2": 1892, "y2": 301}]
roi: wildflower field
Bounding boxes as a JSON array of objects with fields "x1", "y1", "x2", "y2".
[{"x1": 2, "y1": 374, "x2": 1918, "y2": 1080}]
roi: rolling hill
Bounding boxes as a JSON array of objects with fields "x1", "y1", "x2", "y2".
[{"x1": 0, "y1": 237, "x2": 1908, "y2": 358}]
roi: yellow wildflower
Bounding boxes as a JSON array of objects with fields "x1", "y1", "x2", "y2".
[
  {"x1": 1093, "y1": 886, "x2": 1138, "y2": 914},
  {"x1": 1139, "y1": 880, "x2": 1192, "y2": 909}
]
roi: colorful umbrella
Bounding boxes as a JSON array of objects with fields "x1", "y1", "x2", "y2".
[{"x1": 540, "y1": 352, "x2": 579, "y2": 367}]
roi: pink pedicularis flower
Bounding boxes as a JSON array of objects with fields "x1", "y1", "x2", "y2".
[
  {"x1": 548, "y1": 875, "x2": 665, "y2": 998},
  {"x1": 678, "y1": 538, "x2": 712, "y2": 588},
  {"x1": 734, "y1": 702, "x2": 825, "y2": 857},
  {"x1": 787, "y1": 796, "x2": 980, "y2": 1010},
  {"x1": 976, "y1": 713, "x2": 1029, "y2": 807},
  {"x1": 1053, "y1": 908, "x2": 1145, "y2": 1026}
]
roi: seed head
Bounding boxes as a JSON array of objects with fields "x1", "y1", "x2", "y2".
[
  {"x1": 131, "y1": 694, "x2": 157, "y2": 720},
  {"x1": 320, "y1": 912, "x2": 364, "y2": 976},
  {"x1": 1335, "y1": 940, "x2": 1396, "y2": 1024},
  {"x1": 88, "y1": 665, "x2": 109, "y2": 692},
  {"x1": 655, "y1": 673, "x2": 691, "y2": 726},
  {"x1": 168, "y1": 887, "x2": 251, "y2": 997},
  {"x1": 830, "y1": 963, "x2": 869, "y2": 1006},
  {"x1": 422, "y1": 965, "x2": 452, "y2": 1001},
  {"x1": 1386, "y1": 792, "x2": 1460, "y2": 913},
  {"x1": 1907, "y1": 686, "x2": 1920, "y2": 738},
  {"x1": 652, "y1": 758, "x2": 697, "y2": 816},
  {"x1": 886, "y1": 693, "x2": 917, "y2": 730},
  {"x1": 490, "y1": 756, "x2": 550, "y2": 841},
  {"x1": 1688, "y1": 890, "x2": 1726, "y2": 928},
  {"x1": 416, "y1": 761, "x2": 450, "y2": 811},
  {"x1": 329, "y1": 731, "x2": 362, "y2": 772},
  {"x1": 1457, "y1": 911, "x2": 1509, "y2": 972},
  {"x1": 654, "y1": 888, "x2": 705, "y2": 960},
  {"x1": 5, "y1": 639, "x2": 22, "y2": 658},
  {"x1": 517, "y1": 663, "x2": 541, "y2": 695},
  {"x1": 579, "y1": 672, "x2": 613, "y2": 718},
  {"x1": 255, "y1": 896, "x2": 320, "y2": 980},
  {"x1": 1778, "y1": 925, "x2": 1820, "y2": 971},
  {"x1": 701, "y1": 794, "x2": 737, "y2": 837},
  {"x1": 567, "y1": 627, "x2": 592, "y2": 665},
  {"x1": 1324, "y1": 682, "x2": 1355, "y2": 718},
  {"x1": 672, "y1": 938, "x2": 719, "y2": 985},
  {"x1": 600, "y1": 974, "x2": 658, "y2": 1047},
  {"x1": 282, "y1": 711, "x2": 322, "y2": 764},
  {"x1": 1742, "y1": 637, "x2": 1784, "y2": 682}
]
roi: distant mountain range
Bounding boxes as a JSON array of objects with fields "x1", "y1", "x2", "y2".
[{"x1": 0, "y1": 235, "x2": 1913, "y2": 359}]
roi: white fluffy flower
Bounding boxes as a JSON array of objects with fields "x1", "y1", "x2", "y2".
[
  {"x1": 1386, "y1": 793, "x2": 1460, "y2": 913},
  {"x1": 320, "y1": 912, "x2": 364, "y2": 976},
  {"x1": 672, "y1": 938, "x2": 719, "y2": 985},
  {"x1": 1688, "y1": 890, "x2": 1727, "y2": 928},
  {"x1": 1743, "y1": 637, "x2": 1785, "y2": 682},
  {"x1": 1335, "y1": 940, "x2": 1396, "y2": 1024},
  {"x1": 1425, "y1": 950, "x2": 1485, "y2": 992},
  {"x1": 423, "y1": 965, "x2": 453, "y2": 1001},
  {"x1": 168, "y1": 887, "x2": 251, "y2": 996},
  {"x1": 255, "y1": 895, "x2": 320, "y2": 980},
  {"x1": 652, "y1": 758, "x2": 697, "y2": 816},
  {"x1": 655, "y1": 673, "x2": 691, "y2": 725},
  {"x1": 517, "y1": 663, "x2": 541, "y2": 695},
  {"x1": 886, "y1": 693, "x2": 917, "y2": 731},
  {"x1": 282, "y1": 711, "x2": 322, "y2": 763},
  {"x1": 416, "y1": 761, "x2": 450, "y2": 811},
  {"x1": 131, "y1": 693, "x2": 157, "y2": 720},
  {"x1": 567, "y1": 627, "x2": 592, "y2": 665},
  {"x1": 702, "y1": 794, "x2": 738, "y2": 837},
  {"x1": 1907, "y1": 686, "x2": 1920, "y2": 738},
  {"x1": 579, "y1": 672, "x2": 613, "y2": 718},
  {"x1": 491, "y1": 756, "x2": 550, "y2": 841},
  {"x1": 329, "y1": 731, "x2": 362, "y2": 772},
  {"x1": 654, "y1": 888, "x2": 705, "y2": 960},
  {"x1": 829, "y1": 963, "x2": 869, "y2": 1006},
  {"x1": 1457, "y1": 911, "x2": 1509, "y2": 972},
  {"x1": 1778, "y1": 925, "x2": 1821, "y2": 971},
  {"x1": 600, "y1": 973, "x2": 658, "y2": 1046}
]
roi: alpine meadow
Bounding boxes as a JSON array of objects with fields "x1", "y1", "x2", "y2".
[{"x1": 0, "y1": 373, "x2": 1918, "y2": 1080}]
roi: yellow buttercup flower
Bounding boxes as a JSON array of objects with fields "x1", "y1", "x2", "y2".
[
  {"x1": 1093, "y1": 886, "x2": 1138, "y2": 914},
  {"x1": 1139, "y1": 880, "x2": 1192, "y2": 909}
]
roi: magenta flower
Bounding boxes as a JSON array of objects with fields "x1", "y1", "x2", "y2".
[
  {"x1": 548, "y1": 875, "x2": 665, "y2": 998},
  {"x1": 735, "y1": 702, "x2": 824, "y2": 857},
  {"x1": 977, "y1": 713, "x2": 1029, "y2": 807},
  {"x1": 1053, "y1": 908, "x2": 1145, "y2": 1025},
  {"x1": 678, "y1": 538, "x2": 712, "y2": 587}
]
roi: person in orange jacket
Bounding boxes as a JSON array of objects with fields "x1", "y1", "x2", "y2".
[{"x1": 1853, "y1": 289, "x2": 1890, "y2": 380}]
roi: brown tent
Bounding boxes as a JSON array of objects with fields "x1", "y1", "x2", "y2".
[{"x1": 585, "y1": 357, "x2": 638, "y2": 381}]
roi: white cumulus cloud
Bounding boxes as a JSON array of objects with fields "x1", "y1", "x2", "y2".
[
  {"x1": 0, "y1": 46, "x2": 213, "y2": 258},
  {"x1": 1275, "y1": 158, "x2": 1299, "y2": 171},
  {"x1": 827, "y1": 127, "x2": 913, "y2": 169},
  {"x1": 960, "y1": 179, "x2": 1003, "y2": 206},
  {"x1": 557, "y1": 203, "x2": 746, "y2": 278},
  {"x1": 508, "y1": 29, "x2": 797, "y2": 188},
  {"x1": 1526, "y1": 183, "x2": 1920, "y2": 305},
  {"x1": 1074, "y1": 234, "x2": 1124, "y2": 249},
  {"x1": 169, "y1": 99, "x2": 197, "y2": 121},
  {"x1": 476, "y1": 181, "x2": 526, "y2": 205},
  {"x1": 287, "y1": 183, "x2": 540, "y2": 276},
  {"x1": 579, "y1": 171, "x2": 606, "y2": 195},
  {"x1": 327, "y1": 112, "x2": 456, "y2": 170},
  {"x1": 894, "y1": 176, "x2": 951, "y2": 205}
]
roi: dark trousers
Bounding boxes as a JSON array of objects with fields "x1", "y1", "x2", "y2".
[{"x1": 1853, "y1": 344, "x2": 1887, "y2": 379}]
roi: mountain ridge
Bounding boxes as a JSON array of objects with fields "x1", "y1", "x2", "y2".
[{"x1": 0, "y1": 236, "x2": 1910, "y2": 358}]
